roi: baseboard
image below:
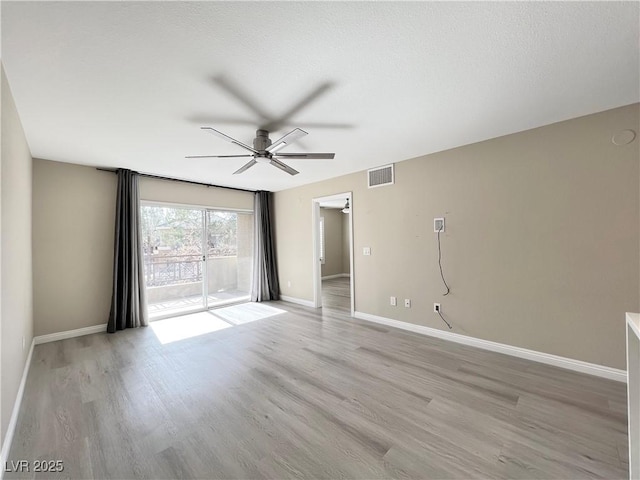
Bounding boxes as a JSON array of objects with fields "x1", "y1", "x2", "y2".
[
  {"x1": 354, "y1": 311, "x2": 626, "y2": 383},
  {"x1": 321, "y1": 273, "x2": 351, "y2": 280},
  {"x1": 279, "y1": 295, "x2": 316, "y2": 308},
  {"x1": 0, "y1": 339, "x2": 35, "y2": 478},
  {"x1": 34, "y1": 324, "x2": 106, "y2": 345}
]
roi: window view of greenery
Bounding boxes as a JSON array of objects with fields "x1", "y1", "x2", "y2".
[
  {"x1": 142, "y1": 207, "x2": 203, "y2": 256},
  {"x1": 141, "y1": 206, "x2": 204, "y2": 287},
  {"x1": 207, "y1": 211, "x2": 239, "y2": 257}
]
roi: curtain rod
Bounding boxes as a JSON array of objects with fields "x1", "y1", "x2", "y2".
[{"x1": 96, "y1": 168, "x2": 258, "y2": 193}]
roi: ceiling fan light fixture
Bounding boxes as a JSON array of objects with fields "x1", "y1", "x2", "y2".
[{"x1": 268, "y1": 140, "x2": 287, "y2": 153}]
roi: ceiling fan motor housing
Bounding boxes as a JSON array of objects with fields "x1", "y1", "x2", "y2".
[{"x1": 253, "y1": 129, "x2": 272, "y2": 152}]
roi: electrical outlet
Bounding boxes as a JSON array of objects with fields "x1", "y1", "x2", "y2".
[
  {"x1": 434, "y1": 303, "x2": 441, "y2": 313},
  {"x1": 390, "y1": 296, "x2": 397, "y2": 306},
  {"x1": 404, "y1": 299, "x2": 411, "y2": 308},
  {"x1": 363, "y1": 247, "x2": 371, "y2": 256},
  {"x1": 434, "y1": 218, "x2": 445, "y2": 233}
]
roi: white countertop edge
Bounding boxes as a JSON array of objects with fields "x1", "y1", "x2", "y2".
[{"x1": 627, "y1": 312, "x2": 640, "y2": 340}]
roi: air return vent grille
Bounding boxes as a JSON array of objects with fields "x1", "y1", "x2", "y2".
[{"x1": 367, "y1": 164, "x2": 394, "y2": 188}]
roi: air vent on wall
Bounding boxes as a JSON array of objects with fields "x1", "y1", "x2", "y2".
[{"x1": 367, "y1": 164, "x2": 394, "y2": 188}]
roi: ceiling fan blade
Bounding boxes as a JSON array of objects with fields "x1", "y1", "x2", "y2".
[
  {"x1": 266, "y1": 128, "x2": 308, "y2": 153},
  {"x1": 275, "y1": 153, "x2": 335, "y2": 159},
  {"x1": 201, "y1": 127, "x2": 258, "y2": 154},
  {"x1": 233, "y1": 159, "x2": 258, "y2": 175},
  {"x1": 187, "y1": 115, "x2": 257, "y2": 126},
  {"x1": 185, "y1": 154, "x2": 254, "y2": 159},
  {"x1": 260, "y1": 120, "x2": 354, "y2": 131},
  {"x1": 270, "y1": 83, "x2": 333, "y2": 129},
  {"x1": 292, "y1": 121, "x2": 354, "y2": 130},
  {"x1": 267, "y1": 128, "x2": 308, "y2": 153},
  {"x1": 212, "y1": 76, "x2": 271, "y2": 122},
  {"x1": 270, "y1": 158, "x2": 299, "y2": 176}
]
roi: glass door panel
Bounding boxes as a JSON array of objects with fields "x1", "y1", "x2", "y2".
[
  {"x1": 206, "y1": 210, "x2": 253, "y2": 307},
  {"x1": 141, "y1": 205, "x2": 205, "y2": 319}
]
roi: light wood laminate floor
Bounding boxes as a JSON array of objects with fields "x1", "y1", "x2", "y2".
[
  {"x1": 7, "y1": 301, "x2": 628, "y2": 479},
  {"x1": 322, "y1": 277, "x2": 351, "y2": 313}
]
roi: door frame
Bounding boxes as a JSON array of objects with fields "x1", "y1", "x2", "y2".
[{"x1": 311, "y1": 192, "x2": 354, "y2": 316}]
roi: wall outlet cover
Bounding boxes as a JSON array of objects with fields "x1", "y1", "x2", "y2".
[{"x1": 434, "y1": 218, "x2": 445, "y2": 233}]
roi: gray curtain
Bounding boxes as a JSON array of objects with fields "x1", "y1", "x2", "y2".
[
  {"x1": 107, "y1": 169, "x2": 148, "y2": 332},
  {"x1": 251, "y1": 191, "x2": 280, "y2": 301}
]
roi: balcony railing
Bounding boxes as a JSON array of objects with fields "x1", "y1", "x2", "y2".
[{"x1": 144, "y1": 254, "x2": 203, "y2": 287}]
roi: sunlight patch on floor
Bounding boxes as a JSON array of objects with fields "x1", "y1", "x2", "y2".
[
  {"x1": 150, "y1": 311, "x2": 232, "y2": 344},
  {"x1": 210, "y1": 303, "x2": 286, "y2": 325}
]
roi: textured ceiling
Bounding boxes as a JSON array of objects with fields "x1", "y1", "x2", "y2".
[{"x1": 2, "y1": 1, "x2": 638, "y2": 192}]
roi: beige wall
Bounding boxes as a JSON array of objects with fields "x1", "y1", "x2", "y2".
[
  {"x1": 320, "y1": 208, "x2": 346, "y2": 277},
  {"x1": 32, "y1": 161, "x2": 255, "y2": 336},
  {"x1": 274, "y1": 104, "x2": 640, "y2": 369},
  {"x1": 1, "y1": 67, "x2": 34, "y2": 447},
  {"x1": 140, "y1": 177, "x2": 253, "y2": 210},
  {"x1": 32, "y1": 160, "x2": 116, "y2": 336}
]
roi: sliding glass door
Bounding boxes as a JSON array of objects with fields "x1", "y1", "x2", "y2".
[
  {"x1": 206, "y1": 210, "x2": 253, "y2": 307},
  {"x1": 141, "y1": 203, "x2": 253, "y2": 319},
  {"x1": 141, "y1": 206, "x2": 206, "y2": 318}
]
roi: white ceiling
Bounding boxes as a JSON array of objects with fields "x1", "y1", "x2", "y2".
[{"x1": 2, "y1": 2, "x2": 638, "y2": 192}]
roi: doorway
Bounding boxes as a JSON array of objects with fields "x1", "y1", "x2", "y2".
[
  {"x1": 312, "y1": 193, "x2": 354, "y2": 316},
  {"x1": 140, "y1": 203, "x2": 254, "y2": 320}
]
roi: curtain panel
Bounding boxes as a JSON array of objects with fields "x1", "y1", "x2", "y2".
[
  {"x1": 251, "y1": 191, "x2": 280, "y2": 301},
  {"x1": 107, "y1": 169, "x2": 148, "y2": 332}
]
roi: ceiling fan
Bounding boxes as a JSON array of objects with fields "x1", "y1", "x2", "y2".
[{"x1": 186, "y1": 127, "x2": 335, "y2": 176}]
